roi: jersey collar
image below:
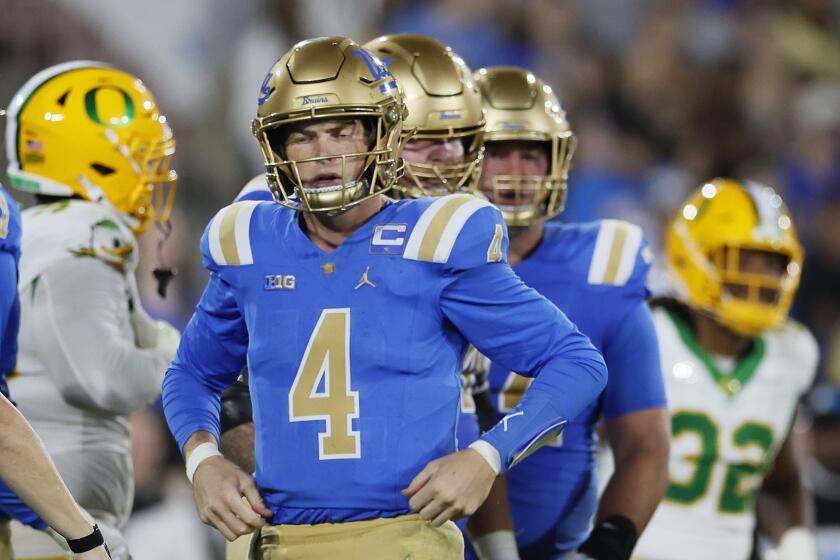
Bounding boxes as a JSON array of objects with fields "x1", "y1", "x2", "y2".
[{"x1": 667, "y1": 309, "x2": 765, "y2": 397}]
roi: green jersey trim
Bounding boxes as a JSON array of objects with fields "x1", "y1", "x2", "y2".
[{"x1": 667, "y1": 309, "x2": 765, "y2": 397}]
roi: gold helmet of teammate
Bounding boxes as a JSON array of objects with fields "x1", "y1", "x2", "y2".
[
  {"x1": 474, "y1": 66, "x2": 575, "y2": 226},
  {"x1": 364, "y1": 33, "x2": 485, "y2": 198},
  {"x1": 667, "y1": 178, "x2": 804, "y2": 337},
  {"x1": 5, "y1": 61, "x2": 177, "y2": 233},
  {"x1": 252, "y1": 36, "x2": 407, "y2": 213}
]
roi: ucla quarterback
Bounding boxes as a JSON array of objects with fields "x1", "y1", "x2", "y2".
[
  {"x1": 3, "y1": 62, "x2": 181, "y2": 559},
  {"x1": 218, "y1": 33, "x2": 493, "y2": 559},
  {"x1": 162, "y1": 37, "x2": 607, "y2": 560},
  {"x1": 460, "y1": 67, "x2": 669, "y2": 560},
  {"x1": 233, "y1": 32, "x2": 486, "y2": 205},
  {"x1": 633, "y1": 179, "x2": 817, "y2": 560}
]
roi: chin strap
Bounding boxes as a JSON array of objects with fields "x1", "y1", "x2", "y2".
[{"x1": 153, "y1": 219, "x2": 177, "y2": 298}]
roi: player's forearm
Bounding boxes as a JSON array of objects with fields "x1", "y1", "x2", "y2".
[
  {"x1": 599, "y1": 408, "x2": 670, "y2": 533},
  {"x1": 162, "y1": 365, "x2": 225, "y2": 452},
  {"x1": 598, "y1": 442, "x2": 669, "y2": 533},
  {"x1": 0, "y1": 396, "x2": 96, "y2": 540},
  {"x1": 757, "y1": 476, "x2": 813, "y2": 542},
  {"x1": 477, "y1": 349, "x2": 607, "y2": 474}
]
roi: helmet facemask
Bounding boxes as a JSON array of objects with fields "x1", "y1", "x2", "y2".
[
  {"x1": 396, "y1": 126, "x2": 485, "y2": 198},
  {"x1": 706, "y1": 245, "x2": 802, "y2": 336},
  {"x1": 254, "y1": 107, "x2": 404, "y2": 213},
  {"x1": 480, "y1": 134, "x2": 576, "y2": 227}
]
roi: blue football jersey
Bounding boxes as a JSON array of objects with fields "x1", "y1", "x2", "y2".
[
  {"x1": 164, "y1": 194, "x2": 607, "y2": 525},
  {"x1": 0, "y1": 185, "x2": 22, "y2": 396},
  {"x1": 0, "y1": 184, "x2": 45, "y2": 530},
  {"x1": 466, "y1": 220, "x2": 665, "y2": 555}
]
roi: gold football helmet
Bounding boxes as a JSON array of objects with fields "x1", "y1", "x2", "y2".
[
  {"x1": 5, "y1": 61, "x2": 177, "y2": 233},
  {"x1": 667, "y1": 178, "x2": 804, "y2": 337},
  {"x1": 474, "y1": 66, "x2": 576, "y2": 226},
  {"x1": 252, "y1": 37, "x2": 407, "y2": 213},
  {"x1": 364, "y1": 34, "x2": 485, "y2": 198}
]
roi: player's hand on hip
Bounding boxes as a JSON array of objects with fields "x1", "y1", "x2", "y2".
[
  {"x1": 402, "y1": 448, "x2": 496, "y2": 527},
  {"x1": 192, "y1": 455, "x2": 272, "y2": 541}
]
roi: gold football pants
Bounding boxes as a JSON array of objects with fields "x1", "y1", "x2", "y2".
[{"x1": 231, "y1": 514, "x2": 463, "y2": 560}]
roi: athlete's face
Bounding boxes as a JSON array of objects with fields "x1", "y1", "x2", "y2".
[
  {"x1": 481, "y1": 141, "x2": 549, "y2": 207},
  {"x1": 402, "y1": 138, "x2": 465, "y2": 190},
  {"x1": 282, "y1": 119, "x2": 370, "y2": 189},
  {"x1": 724, "y1": 248, "x2": 789, "y2": 304}
]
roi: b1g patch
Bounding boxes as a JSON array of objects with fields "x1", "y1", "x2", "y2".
[{"x1": 369, "y1": 223, "x2": 408, "y2": 255}]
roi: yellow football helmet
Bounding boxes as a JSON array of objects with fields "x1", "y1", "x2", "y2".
[
  {"x1": 474, "y1": 66, "x2": 576, "y2": 226},
  {"x1": 5, "y1": 61, "x2": 177, "y2": 233},
  {"x1": 252, "y1": 37, "x2": 407, "y2": 213},
  {"x1": 667, "y1": 178, "x2": 804, "y2": 337},
  {"x1": 364, "y1": 34, "x2": 485, "y2": 198}
]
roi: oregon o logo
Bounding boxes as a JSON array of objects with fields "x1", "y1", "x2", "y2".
[{"x1": 84, "y1": 87, "x2": 135, "y2": 127}]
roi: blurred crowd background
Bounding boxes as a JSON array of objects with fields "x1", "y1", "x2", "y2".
[{"x1": 1, "y1": 0, "x2": 839, "y2": 558}]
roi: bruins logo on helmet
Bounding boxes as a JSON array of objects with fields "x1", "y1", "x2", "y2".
[
  {"x1": 364, "y1": 34, "x2": 485, "y2": 198},
  {"x1": 474, "y1": 66, "x2": 576, "y2": 227},
  {"x1": 252, "y1": 37, "x2": 407, "y2": 213},
  {"x1": 5, "y1": 61, "x2": 177, "y2": 233},
  {"x1": 667, "y1": 178, "x2": 804, "y2": 337}
]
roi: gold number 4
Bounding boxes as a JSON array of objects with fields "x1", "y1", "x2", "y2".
[{"x1": 289, "y1": 308, "x2": 361, "y2": 460}]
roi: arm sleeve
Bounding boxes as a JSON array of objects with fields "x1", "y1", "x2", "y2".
[
  {"x1": 29, "y1": 258, "x2": 172, "y2": 415},
  {"x1": 162, "y1": 272, "x2": 248, "y2": 452},
  {"x1": 602, "y1": 301, "x2": 667, "y2": 419},
  {"x1": 440, "y1": 263, "x2": 607, "y2": 473}
]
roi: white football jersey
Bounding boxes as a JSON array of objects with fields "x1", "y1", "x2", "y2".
[
  {"x1": 10, "y1": 200, "x2": 172, "y2": 540},
  {"x1": 634, "y1": 306, "x2": 818, "y2": 560}
]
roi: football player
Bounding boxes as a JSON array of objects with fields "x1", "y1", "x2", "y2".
[
  {"x1": 218, "y1": 33, "x2": 490, "y2": 559},
  {"x1": 461, "y1": 67, "x2": 670, "y2": 560},
  {"x1": 162, "y1": 37, "x2": 607, "y2": 560},
  {"x1": 3, "y1": 62, "x2": 182, "y2": 559},
  {"x1": 633, "y1": 179, "x2": 817, "y2": 560}
]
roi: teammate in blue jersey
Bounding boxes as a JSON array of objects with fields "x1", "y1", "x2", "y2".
[
  {"x1": 0, "y1": 184, "x2": 48, "y2": 542},
  {"x1": 0, "y1": 185, "x2": 22, "y2": 402},
  {"x1": 462, "y1": 68, "x2": 670, "y2": 560},
  {"x1": 162, "y1": 37, "x2": 607, "y2": 560},
  {"x1": 0, "y1": 185, "x2": 112, "y2": 558}
]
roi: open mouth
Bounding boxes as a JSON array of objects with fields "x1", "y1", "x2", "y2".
[{"x1": 302, "y1": 174, "x2": 356, "y2": 194}]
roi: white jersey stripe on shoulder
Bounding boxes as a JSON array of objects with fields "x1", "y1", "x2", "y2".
[
  {"x1": 433, "y1": 197, "x2": 492, "y2": 263},
  {"x1": 404, "y1": 196, "x2": 460, "y2": 261},
  {"x1": 208, "y1": 206, "x2": 229, "y2": 266},
  {"x1": 234, "y1": 201, "x2": 260, "y2": 265},
  {"x1": 587, "y1": 220, "x2": 617, "y2": 284},
  {"x1": 235, "y1": 174, "x2": 270, "y2": 202},
  {"x1": 612, "y1": 223, "x2": 642, "y2": 286}
]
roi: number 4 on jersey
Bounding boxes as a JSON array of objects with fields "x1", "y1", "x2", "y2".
[{"x1": 289, "y1": 308, "x2": 361, "y2": 460}]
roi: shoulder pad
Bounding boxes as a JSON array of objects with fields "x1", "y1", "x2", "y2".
[
  {"x1": 203, "y1": 201, "x2": 262, "y2": 267},
  {"x1": 19, "y1": 200, "x2": 137, "y2": 284},
  {"x1": 587, "y1": 219, "x2": 650, "y2": 287},
  {"x1": 235, "y1": 175, "x2": 273, "y2": 203},
  {"x1": 403, "y1": 194, "x2": 507, "y2": 268}
]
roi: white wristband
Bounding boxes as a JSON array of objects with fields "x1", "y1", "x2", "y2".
[
  {"x1": 469, "y1": 440, "x2": 501, "y2": 476},
  {"x1": 471, "y1": 530, "x2": 520, "y2": 560},
  {"x1": 185, "y1": 442, "x2": 222, "y2": 483}
]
